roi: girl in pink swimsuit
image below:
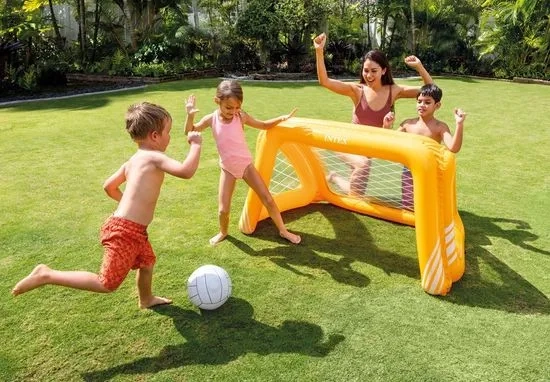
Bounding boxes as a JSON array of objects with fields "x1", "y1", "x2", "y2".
[
  {"x1": 314, "y1": 33, "x2": 433, "y2": 199},
  {"x1": 185, "y1": 80, "x2": 301, "y2": 246}
]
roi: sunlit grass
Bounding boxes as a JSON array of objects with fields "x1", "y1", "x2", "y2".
[{"x1": 0, "y1": 77, "x2": 549, "y2": 381}]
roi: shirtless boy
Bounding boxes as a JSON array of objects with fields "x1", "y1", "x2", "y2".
[
  {"x1": 382, "y1": 83, "x2": 466, "y2": 209},
  {"x1": 384, "y1": 83, "x2": 466, "y2": 152},
  {"x1": 12, "y1": 102, "x2": 202, "y2": 309}
]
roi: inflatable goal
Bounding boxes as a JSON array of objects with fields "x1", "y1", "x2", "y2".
[{"x1": 239, "y1": 117, "x2": 464, "y2": 295}]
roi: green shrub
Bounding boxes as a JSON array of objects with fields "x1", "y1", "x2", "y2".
[
  {"x1": 17, "y1": 66, "x2": 38, "y2": 91},
  {"x1": 132, "y1": 62, "x2": 170, "y2": 77},
  {"x1": 110, "y1": 50, "x2": 132, "y2": 76}
]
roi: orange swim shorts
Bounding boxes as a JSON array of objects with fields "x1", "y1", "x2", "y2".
[{"x1": 98, "y1": 216, "x2": 156, "y2": 291}]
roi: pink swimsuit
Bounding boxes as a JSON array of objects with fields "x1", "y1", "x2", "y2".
[
  {"x1": 351, "y1": 85, "x2": 393, "y2": 127},
  {"x1": 211, "y1": 110, "x2": 253, "y2": 179}
]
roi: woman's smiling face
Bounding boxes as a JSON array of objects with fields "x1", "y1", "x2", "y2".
[{"x1": 362, "y1": 59, "x2": 386, "y2": 87}]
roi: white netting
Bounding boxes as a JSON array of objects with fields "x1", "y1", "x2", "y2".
[
  {"x1": 268, "y1": 152, "x2": 302, "y2": 194},
  {"x1": 269, "y1": 148, "x2": 414, "y2": 211}
]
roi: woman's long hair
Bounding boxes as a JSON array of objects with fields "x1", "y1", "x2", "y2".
[{"x1": 359, "y1": 50, "x2": 395, "y2": 86}]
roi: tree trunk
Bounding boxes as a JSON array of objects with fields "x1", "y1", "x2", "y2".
[
  {"x1": 380, "y1": 14, "x2": 388, "y2": 51},
  {"x1": 90, "y1": 0, "x2": 102, "y2": 63},
  {"x1": 410, "y1": 0, "x2": 415, "y2": 53},
  {"x1": 192, "y1": 0, "x2": 199, "y2": 28},
  {"x1": 76, "y1": 0, "x2": 87, "y2": 63},
  {"x1": 366, "y1": 2, "x2": 371, "y2": 50},
  {"x1": 388, "y1": 17, "x2": 397, "y2": 54},
  {"x1": 123, "y1": 0, "x2": 136, "y2": 49},
  {"x1": 48, "y1": 0, "x2": 65, "y2": 49},
  {"x1": 80, "y1": 0, "x2": 87, "y2": 51}
]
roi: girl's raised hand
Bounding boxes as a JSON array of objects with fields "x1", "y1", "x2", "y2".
[
  {"x1": 185, "y1": 95, "x2": 199, "y2": 115},
  {"x1": 284, "y1": 108, "x2": 298, "y2": 121}
]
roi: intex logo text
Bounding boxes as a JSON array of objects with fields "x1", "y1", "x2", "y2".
[{"x1": 324, "y1": 135, "x2": 348, "y2": 145}]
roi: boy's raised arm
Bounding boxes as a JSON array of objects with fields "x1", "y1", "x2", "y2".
[
  {"x1": 181, "y1": 132, "x2": 202, "y2": 178},
  {"x1": 443, "y1": 108, "x2": 466, "y2": 153},
  {"x1": 382, "y1": 111, "x2": 395, "y2": 129},
  {"x1": 157, "y1": 132, "x2": 202, "y2": 179}
]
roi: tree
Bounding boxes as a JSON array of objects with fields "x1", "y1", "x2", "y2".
[
  {"x1": 478, "y1": 0, "x2": 549, "y2": 78},
  {"x1": 274, "y1": 0, "x2": 329, "y2": 71},
  {"x1": 235, "y1": 0, "x2": 280, "y2": 67},
  {"x1": 22, "y1": 0, "x2": 64, "y2": 49}
]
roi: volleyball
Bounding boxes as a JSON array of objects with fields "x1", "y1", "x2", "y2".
[{"x1": 187, "y1": 264, "x2": 232, "y2": 310}]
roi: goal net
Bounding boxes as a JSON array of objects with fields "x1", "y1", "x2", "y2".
[{"x1": 239, "y1": 118, "x2": 464, "y2": 295}]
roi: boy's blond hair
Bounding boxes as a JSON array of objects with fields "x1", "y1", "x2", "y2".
[{"x1": 125, "y1": 102, "x2": 172, "y2": 140}]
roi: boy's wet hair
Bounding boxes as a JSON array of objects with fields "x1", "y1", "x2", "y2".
[
  {"x1": 125, "y1": 102, "x2": 171, "y2": 140},
  {"x1": 418, "y1": 84, "x2": 443, "y2": 103},
  {"x1": 360, "y1": 50, "x2": 395, "y2": 86},
  {"x1": 216, "y1": 80, "x2": 244, "y2": 102}
]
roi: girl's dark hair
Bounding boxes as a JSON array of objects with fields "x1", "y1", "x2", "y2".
[
  {"x1": 359, "y1": 50, "x2": 394, "y2": 86},
  {"x1": 418, "y1": 84, "x2": 443, "y2": 103},
  {"x1": 125, "y1": 102, "x2": 171, "y2": 140},
  {"x1": 216, "y1": 80, "x2": 244, "y2": 102}
]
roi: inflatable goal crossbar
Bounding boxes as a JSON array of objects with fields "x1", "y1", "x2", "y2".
[{"x1": 239, "y1": 117, "x2": 465, "y2": 295}]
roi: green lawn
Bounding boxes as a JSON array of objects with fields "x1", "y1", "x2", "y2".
[{"x1": 1, "y1": 77, "x2": 549, "y2": 381}]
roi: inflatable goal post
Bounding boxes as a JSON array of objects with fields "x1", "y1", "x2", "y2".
[{"x1": 239, "y1": 117, "x2": 464, "y2": 295}]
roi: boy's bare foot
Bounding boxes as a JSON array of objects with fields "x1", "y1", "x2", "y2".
[
  {"x1": 280, "y1": 230, "x2": 301, "y2": 244},
  {"x1": 209, "y1": 232, "x2": 227, "y2": 246},
  {"x1": 140, "y1": 296, "x2": 172, "y2": 309},
  {"x1": 12, "y1": 264, "x2": 51, "y2": 296}
]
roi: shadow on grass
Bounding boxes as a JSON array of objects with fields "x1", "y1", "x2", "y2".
[
  {"x1": 436, "y1": 75, "x2": 482, "y2": 83},
  {"x1": 0, "y1": 78, "x2": 216, "y2": 112},
  {"x1": 81, "y1": 298, "x2": 344, "y2": 381},
  {"x1": 231, "y1": 204, "x2": 550, "y2": 315},
  {"x1": 0, "y1": 88, "x2": 147, "y2": 112},
  {"x1": 228, "y1": 203, "x2": 419, "y2": 288},
  {"x1": 441, "y1": 210, "x2": 550, "y2": 314},
  {"x1": 0, "y1": 78, "x2": 320, "y2": 113}
]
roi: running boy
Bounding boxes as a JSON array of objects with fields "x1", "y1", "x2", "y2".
[
  {"x1": 12, "y1": 102, "x2": 202, "y2": 309},
  {"x1": 185, "y1": 80, "x2": 301, "y2": 246}
]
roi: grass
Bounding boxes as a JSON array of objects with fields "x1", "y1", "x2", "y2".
[{"x1": 1, "y1": 77, "x2": 549, "y2": 382}]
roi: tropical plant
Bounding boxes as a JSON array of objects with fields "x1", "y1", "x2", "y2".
[
  {"x1": 132, "y1": 61, "x2": 170, "y2": 77},
  {"x1": 17, "y1": 64, "x2": 38, "y2": 90},
  {"x1": 235, "y1": 0, "x2": 281, "y2": 68},
  {"x1": 477, "y1": 0, "x2": 549, "y2": 78},
  {"x1": 323, "y1": 1, "x2": 365, "y2": 73},
  {"x1": 273, "y1": 0, "x2": 330, "y2": 71},
  {"x1": 411, "y1": 0, "x2": 481, "y2": 74},
  {"x1": 22, "y1": 0, "x2": 65, "y2": 49}
]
